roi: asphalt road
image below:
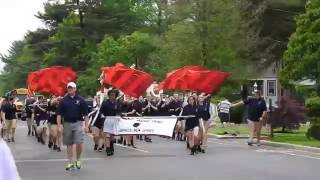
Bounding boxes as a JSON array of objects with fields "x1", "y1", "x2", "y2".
[{"x1": 8, "y1": 123, "x2": 320, "y2": 180}]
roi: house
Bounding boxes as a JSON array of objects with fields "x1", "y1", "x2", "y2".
[{"x1": 244, "y1": 62, "x2": 280, "y2": 107}]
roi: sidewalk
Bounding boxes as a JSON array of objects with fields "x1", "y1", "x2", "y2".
[{"x1": 209, "y1": 133, "x2": 320, "y2": 153}]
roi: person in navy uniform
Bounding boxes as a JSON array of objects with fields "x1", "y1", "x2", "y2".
[
  {"x1": 122, "y1": 96, "x2": 143, "y2": 148},
  {"x1": 234, "y1": 90, "x2": 267, "y2": 146},
  {"x1": 91, "y1": 94, "x2": 104, "y2": 152},
  {"x1": 196, "y1": 95, "x2": 211, "y2": 153},
  {"x1": 141, "y1": 95, "x2": 158, "y2": 142},
  {"x1": 57, "y1": 82, "x2": 89, "y2": 171},
  {"x1": 181, "y1": 96, "x2": 200, "y2": 155},
  {"x1": 1, "y1": 97, "x2": 17, "y2": 143},
  {"x1": 100, "y1": 90, "x2": 120, "y2": 156}
]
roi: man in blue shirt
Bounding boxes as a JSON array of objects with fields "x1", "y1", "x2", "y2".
[
  {"x1": 57, "y1": 82, "x2": 89, "y2": 171},
  {"x1": 234, "y1": 90, "x2": 267, "y2": 146}
]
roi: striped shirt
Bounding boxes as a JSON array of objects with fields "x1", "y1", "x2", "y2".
[{"x1": 218, "y1": 100, "x2": 231, "y2": 114}]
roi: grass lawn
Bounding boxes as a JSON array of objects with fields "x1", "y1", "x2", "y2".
[
  {"x1": 209, "y1": 123, "x2": 320, "y2": 148},
  {"x1": 271, "y1": 127, "x2": 320, "y2": 148}
]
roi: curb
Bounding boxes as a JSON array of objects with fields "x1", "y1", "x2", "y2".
[{"x1": 209, "y1": 133, "x2": 320, "y2": 153}]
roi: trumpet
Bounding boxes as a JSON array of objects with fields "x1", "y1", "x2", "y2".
[{"x1": 28, "y1": 101, "x2": 48, "y2": 108}]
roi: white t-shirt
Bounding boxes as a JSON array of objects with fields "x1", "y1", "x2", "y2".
[
  {"x1": 0, "y1": 139, "x2": 21, "y2": 180},
  {"x1": 218, "y1": 100, "x2": 231, "y2": 114}
]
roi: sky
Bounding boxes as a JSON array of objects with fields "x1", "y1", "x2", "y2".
[{"x1": 0, "y1": 0, "x2": 46, "y2": 69}]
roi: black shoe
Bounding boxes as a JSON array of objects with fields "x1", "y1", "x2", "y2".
[
  {"x1": 145, "y1": 138, "x2": 152, "y2": 143},
  {"x1": 28, "y1": 130, "x2": 31, "y2": 136},
  {"x1": 48, "y1": 142, "x2": 53, "y2": 149},
  {"x1": 247, "y1": 142, "x2": 253, "y2": 146},
  {"x1": 196, "y1": 146, "x2": 201, "y2": 152},
  {"x1": 123, "y1": 141, "x2": 127, "y2": 146},
  {"x1": 106, "y1": 148, "x2": 112, "y2": 156},
  {"x1": 190, "y1": 146, "x2": 195, "y2": 155},
  {"x1": 98, "y1": 147, "x2": 103, "y2": 152},
  {"x1": 94, "y1": 144, "x2": 98, "y2": 151},
  {"x1": 40, "y1": 138, "x2": 45, "y2": 145},
  {"x1": 187, "y1": 142, "x2": 190, "y2": 149},
  {"x1": 37, "y1": 137, "x2": 41, "y2": 143},
  {"x1": 197, "y1": 146, "x2": 205, "y2": 153},
  {"x1": 53, "y1": 145, "x2": 57, "y2": 150},
  {"x1": 56, "y1": 147, "x2": 61, "y2": 152},
  {"x1": 132, "y1": 145, "x2": 137, "y2": 148},
  {"x1": 11, "y1": 138, "x2": 15, "y2": 143},
  {"x1": 32, "y1": 131, "x2": 35, "y2": 136},
  {"x1": 6, "y1": 138, "x2": 11, "y2": 143},
  {"x1": 102, "y1": 144, "x2": 105, "y2": 149}
]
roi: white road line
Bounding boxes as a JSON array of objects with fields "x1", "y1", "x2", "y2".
[
  {"x1": 209, "y1": 141, "x2": 320, "y2": 160},
  {"x1": 256, "y1": 149, "x2": 320, "y2": 160},
  {"x1": 208, "y1": 140, "x2": 240, "y2": 146},
  {"x1": 86, "y1": 133, "x2": 149, "y2": 153},
  {"x1": 280, "y1": 152, "x2": 320, "y2": 160},
  {"x1": 15, "y1": 157, "x2": 105, "y2": 163},
  {"x1": 115, "y1": 143, "x2": 149, "y2": 153},
  {"x1": 292, "y1": 149, "x2": 320, "y2": 156}
]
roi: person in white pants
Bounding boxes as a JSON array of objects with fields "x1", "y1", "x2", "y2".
[{"x1": 0, "y1": 135, "x2": 21, "y2": 180}]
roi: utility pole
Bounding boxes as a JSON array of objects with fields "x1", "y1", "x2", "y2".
[{"x1": 76, "y1": 0, "x2": 84, "y2": 28}]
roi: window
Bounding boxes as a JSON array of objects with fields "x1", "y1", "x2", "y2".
[{"x1": 267, "y1": 80, "x2": 276, "y2": 96}]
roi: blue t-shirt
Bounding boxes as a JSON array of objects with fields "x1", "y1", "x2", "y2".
[
  {"x1": 244, "y1": 97, "x2": 267, "y2": 121},
  {"x1": 58, "y1": 95, "x2": 88, "y2": 123}
]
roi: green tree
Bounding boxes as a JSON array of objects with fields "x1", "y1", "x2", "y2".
[
  {"x1": 280, "y1": 0, "x2": 320, "y2": 95},
  {"x1": 78, "y1": 32, "x2": 163, "y2": 95},
  {"x1": 163, "y1": 0, "x2": 251, "y2": 76}
]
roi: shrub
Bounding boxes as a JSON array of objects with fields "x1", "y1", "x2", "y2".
[
  {"x1": 305, "y1": 96, "x2": 320, "y2": 140},
  {"x1": 305, "y1": 97, "x2": 320, "y2": 118},
  {"x1": 269, "y1": 96, "x2": 306, "y2": 132},
  {"x1": 230, "y1": 104, "x2": 245, "y2": 124}
]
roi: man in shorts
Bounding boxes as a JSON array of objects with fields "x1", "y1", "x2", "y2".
[
  {"x1": 217, "y1": 98, "x2": 231, "y2": 128},
  {"x1": 57, "y1": 82, "x2": 89, "y2": 171},
  {"x1": 1, "y1": 97, "x2": 17, "y2": 142},
  {"x1": 233, "y1": 90, "x2": 267, "y2": 146},
  {"x1": 25, "y1": 97, "x2": 36, "y2": 136}
]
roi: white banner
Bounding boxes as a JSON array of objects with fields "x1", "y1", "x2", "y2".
[{"x1": 103, "y1": 116, "x2": 178, "y2": 137}]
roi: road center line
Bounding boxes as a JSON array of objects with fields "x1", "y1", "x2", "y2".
[
  {"x1": 115, "y1": 143, "x2": 149, "y2": 153},
  {"x1": 86, "y1": 133, "x2": 149, "y2": 153}
]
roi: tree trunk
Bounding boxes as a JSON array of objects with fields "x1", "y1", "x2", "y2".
[
  {"x1": 316, "y1": 79, "x2": 320, "y2": 96},
  {"x1": 76, "y1": 0, "x2": 85, "y2": 44},
  {"x1": 196, "y1": 0, "x2": 209, "y2": 67}
]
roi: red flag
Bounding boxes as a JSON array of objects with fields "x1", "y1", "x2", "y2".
[
  {"x1": 186, "y1": 70, "x2": 229, "y2": 94},
  {"x1": 165, "y1": 66, "x2": 204, "y2": 78},
  {"x1": 158, "y1": 66, "x2": 204, "y2": 91},
  {"x1": 159, "y1": 66, "x2": 229, "y2": 94},
  {"x1": 101, "y1": 63, "x2": 154, "y2": 98},
  {"x1": 27, "y1": 66, "x2": 77, "y2": 96}
]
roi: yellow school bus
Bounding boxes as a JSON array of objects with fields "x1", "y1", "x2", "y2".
[{"x1": 11, "y1": 88, "x2": 28, "y2": 112}]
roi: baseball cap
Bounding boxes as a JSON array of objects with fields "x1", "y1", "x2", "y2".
[{"x1": 67, "y1": 82, "x2": 77, "y2": 88}]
